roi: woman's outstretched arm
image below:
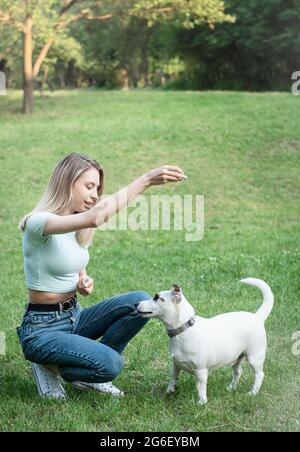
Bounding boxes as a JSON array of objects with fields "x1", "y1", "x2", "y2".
[
  {"x1": 43, "y1": 165, "x2": 187, "y2": 234},
  {"x1": 90, "y1": 165, "x2": 187, "y2": 229}
]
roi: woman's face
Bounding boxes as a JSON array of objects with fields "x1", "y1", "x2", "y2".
[{"x1": 72, "y1": 167, "x2": 100, "y2": 213}]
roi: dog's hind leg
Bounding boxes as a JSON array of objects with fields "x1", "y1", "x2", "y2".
[
  {"x1": 227, "y1": 354, "x2": 245, "y2": 392},
  {"x1": 195, "y1": 369, "x2": 208, "y2": 406},
  {"x1": 247, "y1": 352, "x2": 265, "y2": 395},
  {"x1": 166, "y1": 361, "x2": 181, "y2": 394}
]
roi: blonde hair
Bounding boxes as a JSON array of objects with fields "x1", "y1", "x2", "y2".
[{"x1": 18, "y1": 153, "x2": 104, "y2": 248}]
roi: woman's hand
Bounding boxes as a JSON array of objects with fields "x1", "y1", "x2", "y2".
[
  {"x1": 76, "y1": 274, "x2": 94, "y2": 297},
  {"x1": 143, "y1": 165, "x2": 188, "y2": 187}
]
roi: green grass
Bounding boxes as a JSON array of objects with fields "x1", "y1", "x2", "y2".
[{"x1": 0, "y1": 89, "x2": 299, "y2": 432}]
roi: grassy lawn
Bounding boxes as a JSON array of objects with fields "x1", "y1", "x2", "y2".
[{"x1": 0, "y1": 89, "x2": 299, "y2": 432}]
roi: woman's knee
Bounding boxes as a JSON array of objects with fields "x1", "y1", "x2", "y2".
[
  {"x1": 97, "y1": 351, "x2": 124, "y2": 381},
  {"x1": 137, "y1": 291, "x2": 152, "y2": 300},
  {"x1": 128, "y1": 291, "x2": 152, "y2": 305}
]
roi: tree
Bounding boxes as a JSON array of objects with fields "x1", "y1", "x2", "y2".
[
  {"x1": 73, "y1": 15, "x2": 156, "y2": 89},
  {"x1": 164, "y1": 0, "x2": 300, "y2": 90},
  {"x1": 0, "y1": 21, "x2": 22, "y2": 88},
  {"x1": 0, "y1": 0, "x2": 234, "y2": 113}
]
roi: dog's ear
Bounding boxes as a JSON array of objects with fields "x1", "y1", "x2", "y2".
[{"x1": 171, "y1": 284, "x2": 182, "y2": 303}]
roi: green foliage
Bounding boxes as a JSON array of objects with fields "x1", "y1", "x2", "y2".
[
  {"x1": 132, "y1": 0, "x2": 235, "y2": 28},
  {"x1": 0, "y1": 24, "x2": 22, "y2": 87},
  {"x1": 1, "y1": 1, "x2": 298, "y2": 92},
  {"x1": 0, "y1": 0, "x2": 234, "y2": 89},
  {"x1": 164, "y1": 0, "x2": 300, "y2": 90}
]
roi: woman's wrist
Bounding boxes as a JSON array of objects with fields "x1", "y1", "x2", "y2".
[{"x1": 137, "y1": 174, "x2": 151, "y2": 190}]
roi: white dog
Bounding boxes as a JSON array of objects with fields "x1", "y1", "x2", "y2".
[{"x1": 137, "y1": 278, "x2": 274, "y2": 405}]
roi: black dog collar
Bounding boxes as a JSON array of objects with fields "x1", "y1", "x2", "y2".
[{"x1": 167, "y1": 316, "x2": 196, "y2": 338}]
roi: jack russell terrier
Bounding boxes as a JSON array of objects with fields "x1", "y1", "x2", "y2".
[{"x1": 137, "y1": 278, "x2": 274, "y2": 405}]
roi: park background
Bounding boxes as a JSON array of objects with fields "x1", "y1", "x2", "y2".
[{"x1": 0, "y1": 0, "x2": 299, "y2": 432}]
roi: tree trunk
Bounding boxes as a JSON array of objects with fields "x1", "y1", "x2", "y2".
[
  {"x1": 140, "y1": 23, "x2": 155, "y2": 87},
  {"x1": 121, "y1": 68, "x2": 130, "y2": 91},
  {"x1": 23, "y1": 15, "x2": 34, "y2": 114},
  {"x1": 141, "y1": 52, "x2": 149, "y2": 87},
  {"x1": 141, "y1": 24, "x2": 150, "y2": 87},
  {"x1": 40, "y1": 65, "x2": 49, "y2": 98},
  {"x1": 128, "y1": 63, "x2": 139, "y2": 88},
  {"x1": 59, "y1": 72, "x2": 66, "y2": 89}
]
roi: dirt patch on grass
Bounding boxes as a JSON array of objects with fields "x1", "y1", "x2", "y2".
[{"x1": 273, "y1": 139, "x2": 300, "y2": 155}]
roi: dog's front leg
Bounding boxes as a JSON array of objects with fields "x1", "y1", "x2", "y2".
[
  {"x1": 166, "y1": 361, "x2": 180, "y2": 394},
  {"x1": 195, "y1": 369, "x2": 208, "y2": 406}
]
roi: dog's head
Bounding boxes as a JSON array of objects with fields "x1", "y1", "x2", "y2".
[{"x1": 137, "y1": 284, "x2": 183, "y2": 321}]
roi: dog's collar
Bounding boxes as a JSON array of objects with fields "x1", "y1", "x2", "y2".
[{"x1": 167, "y1": 316, "x2": 196, "y2": 338}]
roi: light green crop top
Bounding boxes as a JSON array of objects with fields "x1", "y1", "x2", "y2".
[{"x1": 22, "y1": 211, "x2": 89, "y2": 293}]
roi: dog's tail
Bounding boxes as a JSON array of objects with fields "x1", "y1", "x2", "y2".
[{"x1": 240, "y1": 278, "x2": 274, "y2": 322}]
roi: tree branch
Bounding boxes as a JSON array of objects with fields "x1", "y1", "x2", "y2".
[
  {"x1": 65, "y1": 10, "x2": 113, "y2": 24},
  {"x1": 32, "y1": 0, "x2": 80, "y2": 77},
  {"x1": 31, "y1": 2, "x2": 174, "y2": 79},
  {"x1": 0, "y1": 9, "x2": 10, "y2": 22},
  {"x1": 33, "y1": 40, "x2": 53, "y2": 78},
  {"x1": 0, "y1": 9, "x2": 23, "y2": 28},
  {"x1": 59, "y1": 0, "x2": 78, "y2": 17},
  {"x1": 64, "y1": 6, "x2": 174, "y2": 25},
  {"x1": 135, "y1": 7, "x2": 174, "y2": 15}
]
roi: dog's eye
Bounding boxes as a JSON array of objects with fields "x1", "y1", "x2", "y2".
[{"x1": 159, "y1": 297, "x2": 165, "y2": 302}]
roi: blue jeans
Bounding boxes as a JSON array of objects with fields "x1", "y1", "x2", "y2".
[{"x1": 16, "y1": 291, "x2": 151, "y2": 383}]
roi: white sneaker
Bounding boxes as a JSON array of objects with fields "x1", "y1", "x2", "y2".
[
  {"x1": 32, "y1": 363, "x2": 66, "y2": 399},
  {"x1": 71, "y1": 380, "x2": 124, "y2": 397}
]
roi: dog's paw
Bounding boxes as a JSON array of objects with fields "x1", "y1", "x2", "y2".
[
  {"x1": 166, "y1": 385, "x2": 176, "y2": 395},
  {"x1": 198, "y1": 397, "x2": 208, "y2": 406},
  {"x1": 227, "y1": 383, "x2": 236, "y2": 392},
  {"x1": 247, "y1": 390, "x2": 258, "y2": 396}
]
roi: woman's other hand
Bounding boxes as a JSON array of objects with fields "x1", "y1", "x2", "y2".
[
  {"x1": 143, "y1": 165, "x2": 188, "y2": 187},
  {"x1": 76, "y1": 275, "x2": 94, "y2": 297}
]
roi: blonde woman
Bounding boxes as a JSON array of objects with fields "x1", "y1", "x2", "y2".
[{"x1": 17, "y1": 153, "x2": 187, "y2": 399}]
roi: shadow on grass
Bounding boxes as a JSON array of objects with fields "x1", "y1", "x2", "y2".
[{"x1": 0, "y1": 90, "x2": 80, "y2": 117}]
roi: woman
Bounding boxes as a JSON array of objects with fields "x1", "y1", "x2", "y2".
[{"x1": 17, "y1": 153, "x2": 187, "y2": 399}]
